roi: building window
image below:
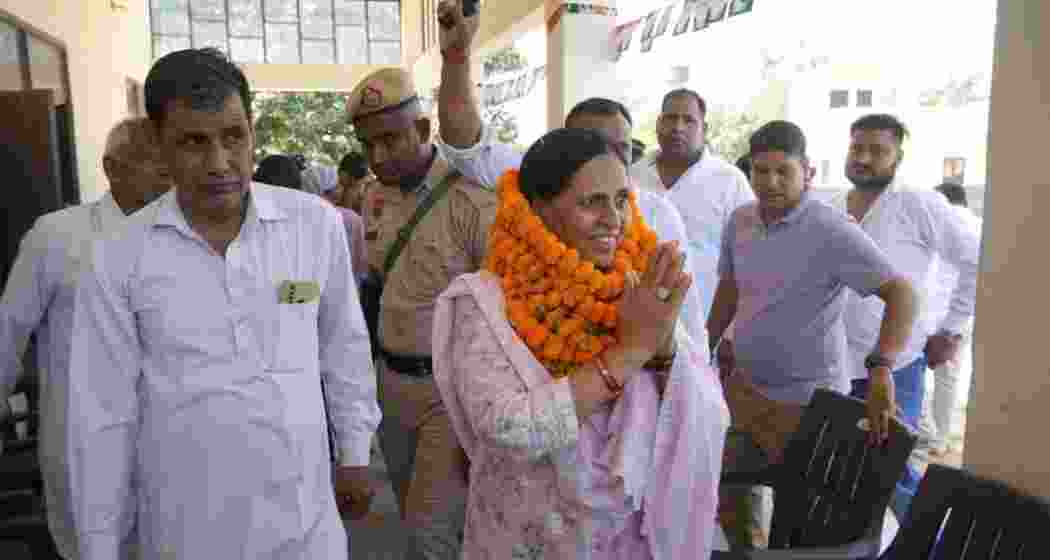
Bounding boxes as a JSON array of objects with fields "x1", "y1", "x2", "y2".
[
  {"x1": 149, "y1": 0, "x2": 401, "y2": 65},
  {"x1": 856, "y1": 89, "x2": 873, "y2": 107},
  {"x1": 829, "y1": 89, "x2": 848, "y2": 109},
  {"x1": 943, "y1": 157, "x2": 966, "y2": 185}
]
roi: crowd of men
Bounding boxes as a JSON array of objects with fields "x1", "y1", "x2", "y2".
[{"x1": 0, "y1": 1, "x2": 981, "y2": 559}]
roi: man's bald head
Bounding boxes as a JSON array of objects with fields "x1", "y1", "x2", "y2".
[
  {"x1": 102, "y1": 117, "x2": 173, "y2": 214},
  {"x1": 105, "y1": 118, "x2": 158, "y2": 160}
]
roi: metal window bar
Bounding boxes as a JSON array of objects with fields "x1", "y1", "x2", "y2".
[
  {"x1": 16, "y1": 28, "x2": 31, "y2": 90},
  {"x1": 363, "y1": 0, "x2": 371, "y2": 64},
  {"x1": 261, "y1": 0, "x2": 269, "y2": 62},
  {"x1": 295, "y1": 0, "x2": 303, "y2": 63},
  {"x1": 186, "y1": 2, "x2": 195, "y2": 49},
  {"x1": 224, "y1": 0, "x2": 233, "y2": 55},
  {"x1": 330, "y1": 0, "x2": 338, "y2": 64}
]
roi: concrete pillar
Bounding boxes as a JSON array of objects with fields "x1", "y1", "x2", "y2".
[
  {"x1": 544, "y1": 0, "x2": 619, "y2": 129},
  {"x1": 963, "y1": 0, "x2": 1050, "y2": 498}
]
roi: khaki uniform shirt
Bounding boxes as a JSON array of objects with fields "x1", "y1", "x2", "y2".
[{"x1": 363, "y1": 153, "x2": 497, "y2": 356}]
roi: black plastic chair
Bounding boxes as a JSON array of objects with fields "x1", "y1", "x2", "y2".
[
  {"x1": 881, "y1": 463, "x2": 1050, "y2": 559},
  {"x1": 718, "y1": 388, "x2": 917, "y2": 559}
]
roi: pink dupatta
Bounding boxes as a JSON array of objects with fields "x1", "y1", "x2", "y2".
[{"x1": 433, "y1": 272, "x2": 729, "y2": 559}]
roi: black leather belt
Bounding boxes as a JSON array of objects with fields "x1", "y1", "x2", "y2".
[{"x1": 381, "y1": 349, "x2": 434, "y2": 378}]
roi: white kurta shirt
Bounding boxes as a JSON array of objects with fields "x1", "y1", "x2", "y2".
[
  {"x1": 0, "y1": 193, "x2": 127, "y2": 560},
  {"x1": 927, "y1": 207, "x2": 983, "y2": 337},
  {"x1": 631, "y1": 151, "x2": 754, "y2": 324},
  {"x1": 67, "y1": 184, "x2": 380, "y2": 560},
  {"x1": 439, "y1": 126, "x2": 710, "y2": 355},
  {"x1": 828, "y1": 184, "x2": 981, "y2": 379}
]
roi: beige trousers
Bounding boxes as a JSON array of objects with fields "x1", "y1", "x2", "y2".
[{"x1": 377, "y1": 360, "x2": 468, "y2": 560}]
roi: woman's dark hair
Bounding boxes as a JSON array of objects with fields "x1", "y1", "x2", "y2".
[
  {"x1": 519, "y1": 128, "x2": 627, "y2": 203},
  {"x1": 253, "y1": 155, "x2": 303, "y2": 190},
  {"x1": 145, "y1": 48, "x2": 252, "y2": 126}
]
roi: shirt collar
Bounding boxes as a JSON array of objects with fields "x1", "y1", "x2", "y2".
[
  {"x1": 97, "y1": 191, "x2": 127, "y2": 222},
  {"x1": 758, "y1": 194, "x2": 812, "y2": 231},
  {"x1": 408, "y1": 150, "x2": 452, "y2": 198},
  {"x1": 154, "y1": 182, "x2": 287, "y2": 232}
]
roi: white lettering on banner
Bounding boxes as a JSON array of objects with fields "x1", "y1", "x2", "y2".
[
  {"x1": 640, "y1": 5, "x2": 675, "y2": 53},
  {"x1": 613, "y1": 0, "x2": 754, "y2": 57},
  {"x1": 480, "y1": 67, "x2": 547, "y2": 108}
]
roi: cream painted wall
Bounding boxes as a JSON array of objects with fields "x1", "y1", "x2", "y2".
[
  {"x1": 1, "y1": 0, "x2": 151, "y2": 203},
  {"x1": 963, "y1": 0, "x2": 1050, "y2": 499},
  {"x1": 243, "y1": 63, "x2": 390, "y2": 92},
  {"x1": 411, "y1": 0, "x2": 545, "y2": 93}
]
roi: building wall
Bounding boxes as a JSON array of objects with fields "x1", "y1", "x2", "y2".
[
  {"x1": 964, "y1": 0, "x2": 1050, "y2": 499},
  {"x1": 411, "y1": 0, "x2": 545, "y2": 93},
  {"x1": 784, "y1": 63, "x2": 990, "y2": 198},
  {"x1": 242, "y1": 63, "x2": 389, "y2": 92},
  {"x1": 0, "y1": 0, "x2": 431, "y2": 201},
  {"x1": 1, "y1": 0, "x2": 152, "y2": 202}
]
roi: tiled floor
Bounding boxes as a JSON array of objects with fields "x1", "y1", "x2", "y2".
[{"x1": 345, "y1": 442, "x2": 408, "y2": 560}]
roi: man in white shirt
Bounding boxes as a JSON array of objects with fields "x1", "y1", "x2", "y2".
[
  {"x1": 918, "y1": 183, "x2": 983, "y2": 457},
  {"x1": 0, "y1": 117, "x2": 171, "y2": 559},
  {"x1": 631, "y1": 89, "x2": 754, "y2": 322},
  {"x1": 66, "y1": 48, "x2": 380, "y2": 560},
  {"x1": 436, "y1": 0, "x2": 708, "y2": 351},
  {"x1": 829, "y1": 114, "x2": 980, "y2": 520}
]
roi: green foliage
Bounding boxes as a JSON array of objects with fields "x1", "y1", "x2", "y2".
[
  {"x1": 252, "y1": 91, "x2": 361, "y2": 166},
  {"x1": 634, "y1": 107, "x2": 761, "y2": 163}
]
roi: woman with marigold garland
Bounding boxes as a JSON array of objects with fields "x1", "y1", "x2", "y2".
[{"x1": 432, "y1": 128, "x2": 730, "y2": 559}]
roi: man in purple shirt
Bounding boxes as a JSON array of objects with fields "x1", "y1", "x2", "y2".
[{"x1": 707, "y1": 120, "x2": 917, "y2": 549}]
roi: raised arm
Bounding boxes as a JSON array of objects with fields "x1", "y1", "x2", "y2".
[{"x1": 437, "y1": 0, "x2": 483, "y2": 149}]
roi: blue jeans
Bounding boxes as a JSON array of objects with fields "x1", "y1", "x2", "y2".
[{"x1": 850, "y1": 355, "x2": 927, "y2": 522}]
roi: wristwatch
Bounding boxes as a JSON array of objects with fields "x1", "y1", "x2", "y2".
[{"x1": 864, "y1": 353, "x2": 893, "y2": 371}]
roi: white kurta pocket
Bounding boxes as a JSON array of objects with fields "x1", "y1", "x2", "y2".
[{"x1": 268, "y1": 302, "x2": 320, "y2": 373}]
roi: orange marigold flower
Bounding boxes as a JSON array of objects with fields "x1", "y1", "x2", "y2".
[
  {"x1": 588, "y1": 302, "x2": 607, "y2": 324},
  {"x1": 574, "y1": 261, "x2": 596, "y2": 283},
  {"x1": 541, "y1": 336, "x2": 564, "y2": 360},
  {"x1": 620, "y1": 238, "x2": 640, "y2": 256},
  {"x1": 526, "y1": 325, "x2": 549, "y2": 348},
  {"x1": 558, "y1": 250, "x2": 581, "y2": 275},
  {"x1": 546, "y1": 291, "x2": 562, "y2": 309}
]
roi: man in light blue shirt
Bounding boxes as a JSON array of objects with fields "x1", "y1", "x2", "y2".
[{"x1": 707, "y1": 120, "x2": 917, "y2": 549}]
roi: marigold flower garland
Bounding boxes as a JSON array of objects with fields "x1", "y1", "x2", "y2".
[{"x1": 485, "y1": 169, "x2": 659, "y2": 378}]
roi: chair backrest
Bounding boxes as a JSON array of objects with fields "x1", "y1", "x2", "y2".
[
  {"x1": 884, "y1": 464, "x2": 1050, "y2": 559},
  {"x1": 768, "y1": 389, "x2": 917, "y2": 549}
]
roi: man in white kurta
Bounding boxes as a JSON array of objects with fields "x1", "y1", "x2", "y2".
[
  {"x1": 66, "y1": 48, "x2": 380, "y2": 560},
  {"x1": 918, "y1": 183, "x2": 983, "y2": 456},
  {"x1": 435, "y1": 4, "x2": 707, "y2": 352},
  {"x1": 829, "y1": 114, "x2": 980, "y2": 519},
  {"x1": 630, "y1": 90, "x2": 754, "y2": 323},
  {"x1": 0, "y1": 117, "x2": 171, "y2": 559}
]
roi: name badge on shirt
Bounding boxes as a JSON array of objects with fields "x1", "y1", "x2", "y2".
[{"x1": 278, "y1": 280, "x2": 320, "y2": 304}]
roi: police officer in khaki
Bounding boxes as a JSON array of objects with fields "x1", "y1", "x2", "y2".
[{"x1": 348, "y1": 67, "x2": 496, "y2": 560}]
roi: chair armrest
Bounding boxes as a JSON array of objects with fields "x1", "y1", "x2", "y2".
[{"x1": 740, "y1": 536, "x2": 881, "y2": 560}]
